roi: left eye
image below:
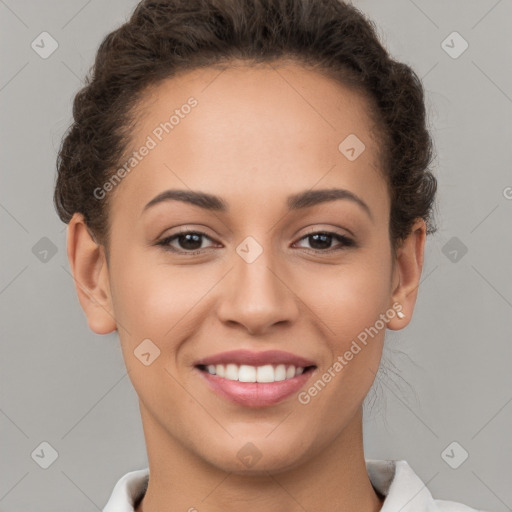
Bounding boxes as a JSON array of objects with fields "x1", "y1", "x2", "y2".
[
  {"x1": 157, "y1": 230, "x2": 354, "y2": 254},
  {"x1": 294, "y1": 232, "x2": 354, "y2": 252}
]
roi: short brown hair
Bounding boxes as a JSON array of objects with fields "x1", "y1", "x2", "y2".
[{"x1": 54, "y1": 0, "x2": 437, "y2": 255}]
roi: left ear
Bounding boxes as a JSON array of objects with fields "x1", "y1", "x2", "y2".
[{"x1": 387, "y1": 218, "x2": 426, "y2": 330}]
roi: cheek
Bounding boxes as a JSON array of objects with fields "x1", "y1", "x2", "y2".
[
  {"x1": 295, "y1": 249, "x2": 391, "y2": 407},
  {"x1": 295, "y1": 255, "x2": 392, "y2": 339},
  {"x1": 109, "y1": 250, "x2": 209, "y2": 338},
  {"x1": 297, "y1": 266, "x2": 388, "y2": 426}
]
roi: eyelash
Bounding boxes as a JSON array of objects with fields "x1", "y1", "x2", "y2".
[{"x1": 156, "y1": 229, "x2": 355, "y2": 255}]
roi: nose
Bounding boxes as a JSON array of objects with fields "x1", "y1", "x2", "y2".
[{"x1": 216, "y1": 244, "x2": 300, "y2": 336}]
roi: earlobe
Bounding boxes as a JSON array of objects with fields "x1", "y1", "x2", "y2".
[
  {"x1": 387, "y1": 218, "x2": 426, "y2": 331},
  {"x1": 67, "y1": 213, "x2": 117, "y2": 335}
]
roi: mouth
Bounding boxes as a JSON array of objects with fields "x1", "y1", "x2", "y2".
[
  {"x1": 193, "y1": 349, "x2": 318, "y2": 407},
  {"x1": 196, "y1": 363, "x2": 316, "y2": 383}
]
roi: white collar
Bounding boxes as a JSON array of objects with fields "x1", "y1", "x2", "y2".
[{"x1": 102, "y1": 459, "x2": 481, "y2": 511}]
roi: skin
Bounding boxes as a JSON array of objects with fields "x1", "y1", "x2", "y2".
[{"x1": 67, "y1": 60, "x2": 425, "y2": 512}]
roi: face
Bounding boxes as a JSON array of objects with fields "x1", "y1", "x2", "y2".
[{"x1": 91, "y1": 61, "x2": 403, "y2": 473}]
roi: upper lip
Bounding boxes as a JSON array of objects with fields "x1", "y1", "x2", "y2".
[{"x1": 194, "y1": 350, "x2": 316, "y2": 368}]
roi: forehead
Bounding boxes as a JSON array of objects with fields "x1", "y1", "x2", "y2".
[{"x1": 109, "y1": 61, "x2": 388, "y2": 220}]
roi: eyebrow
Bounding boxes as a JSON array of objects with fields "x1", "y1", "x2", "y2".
[{"x1": 142, "y1": 188, "x2": 373, "y2": 221}]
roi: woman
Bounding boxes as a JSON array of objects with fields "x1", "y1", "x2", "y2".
[{"x1": 54, "y1": 0, "x2": 483, "y2": 510}]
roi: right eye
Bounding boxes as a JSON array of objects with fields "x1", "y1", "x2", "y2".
[{"x1": 156, "y1": 230, "x2": 218, "y2": 254}]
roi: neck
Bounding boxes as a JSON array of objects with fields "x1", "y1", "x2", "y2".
[{"x1": 135, "y1": 405, "x2": 383, "y2": 512}]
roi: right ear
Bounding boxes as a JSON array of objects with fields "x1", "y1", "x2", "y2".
[{"x1": 66, "y1": 212, "x2": 117, "y2": 334}]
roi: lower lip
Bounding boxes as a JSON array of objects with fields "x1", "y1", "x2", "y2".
[{"x1": 196, "y1": 367, "x2": 315, "y2": 407}]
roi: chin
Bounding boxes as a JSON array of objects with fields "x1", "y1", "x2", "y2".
[{"x1": 201, "y1": 435, "x2": 313, "y2": 475}]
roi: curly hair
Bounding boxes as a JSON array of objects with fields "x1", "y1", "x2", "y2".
[{"x1": 54, "y1": 0, "x2": 437, "y2": 257}]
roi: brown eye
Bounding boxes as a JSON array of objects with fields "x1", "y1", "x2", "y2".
[
  {"x1": 157, "y1": 230, "x2": 215, "y2": 253},
  {"x1": 156, "y1": 229, "x2": 355, "y2": 255},
  {"x1": 294, "y1": 232, "x2": 355, "y2": 252}
]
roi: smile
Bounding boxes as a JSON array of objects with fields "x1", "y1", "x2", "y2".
[
  {"x1": 193, "y1": 349, "x2": 317, "y2": 407},
  {"x1": 197, "y1": 363, "x2": 312, "y2": 383}
]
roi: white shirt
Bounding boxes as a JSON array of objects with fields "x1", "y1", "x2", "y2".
[{"x1": 102, "y1": 459, "x2": 485, "y2": 512}]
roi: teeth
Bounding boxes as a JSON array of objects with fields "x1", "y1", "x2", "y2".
[
  {"x1": 286, "y1": 365, "x2": 295, "y2": 379},
  {"x1": 238, "y1": 365, "x2": 256, "y2": 382},
  {"x1": 225, "y1": 363, "x2": 238, "y2": 381},
  {"x1": 274, "y1": 364, "x2": 286, "y2": 381},
  {"x1": 203, "y1": 363, "x2": 308, "y2": 382}
]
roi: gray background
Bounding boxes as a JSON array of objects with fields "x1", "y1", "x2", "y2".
[{"x1": 1, "y1": 0, "x2": 511, "y2": 510}]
